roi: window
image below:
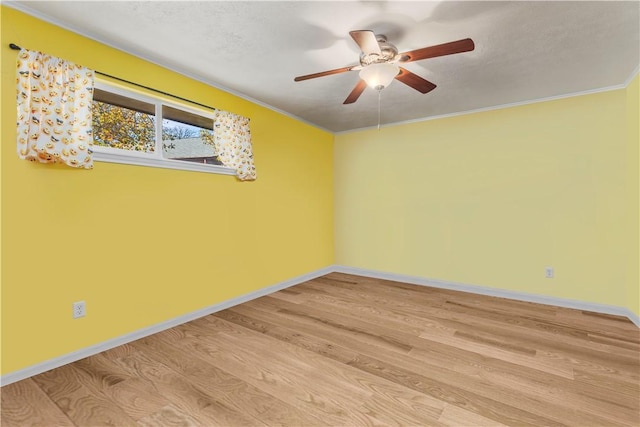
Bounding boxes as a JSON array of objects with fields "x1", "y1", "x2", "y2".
[
  {"x1": 162, "y1": 105, "x2": 222, "y2": 166},
  {"x1": 92, "y1": 88, "x2": 156, "y2": 153},
  {"x1": 91, "y1": 82, "x2": 233, "y2": 175}
]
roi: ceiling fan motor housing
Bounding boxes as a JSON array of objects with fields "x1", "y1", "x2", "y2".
[
  {"x1": 359, "y1": 35, "x2": 399, "y2": 66},
  {"x1": 294, "y1": 30, "x2": 475, "y2": 105}
]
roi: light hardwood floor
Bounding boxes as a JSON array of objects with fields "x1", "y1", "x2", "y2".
[{"x1": 2, "y1": 273, "x2": 639, "y2": 426}]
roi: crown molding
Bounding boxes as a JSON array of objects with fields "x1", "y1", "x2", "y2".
[
  {"x1": 4, "y1": 0, "x2": 638, "y2": 137},
  {"x1": 337, "y1": 79, "x2": 635, "y2": 135},
  {"x1": 624, "y1": 64, "x2": 640, "y2": 87},
  {"x1": 2, "y1": 0, "x2": 332, "y2": 135}
]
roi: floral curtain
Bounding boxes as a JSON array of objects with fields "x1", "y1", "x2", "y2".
[
  {"x1": 212, "y1": 110, "x2": 256, "y2": 180},
  {"x1": 16, "y1": 49, "x2": 94, "y2": 169}
]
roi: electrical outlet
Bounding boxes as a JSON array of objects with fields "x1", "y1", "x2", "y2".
[
  {"x1": 545, "y1": 267, "x2": 554, "y2": 279},
  {"x1": 73, "y1": 301, "x2": 86, "y2": 319}
]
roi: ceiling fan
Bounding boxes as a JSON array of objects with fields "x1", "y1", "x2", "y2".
[{"x1": 294, "y1": 30, "x2": 475, "y2": 104}]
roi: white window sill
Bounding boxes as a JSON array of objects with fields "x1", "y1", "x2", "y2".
[{"x1": 92, "y1": 150, "x2": 236, "y2": 176}]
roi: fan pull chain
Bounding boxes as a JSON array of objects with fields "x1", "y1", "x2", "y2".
[{"x1": 377, "y1": 90, "x2": 381, "y2": 131}]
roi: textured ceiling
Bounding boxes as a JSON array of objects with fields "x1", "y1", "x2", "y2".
[{"x1": 8, "y1": 1, "x2": 640, "y2": 133}]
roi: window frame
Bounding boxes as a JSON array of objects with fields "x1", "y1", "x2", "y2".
[{"x1": 91, "y1": 80, "x2": 235, "y2": 176}]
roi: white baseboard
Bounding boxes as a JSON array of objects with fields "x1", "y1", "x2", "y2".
[
  {"x1": 3, "y1": 264, "x2": 638, "y2": 386},
  {"x1": 333, "y1": 265, "x2": 640, "y2": 328},
  {"x1": 0, "y1": 266, "x2": 334, "y2": 387}
]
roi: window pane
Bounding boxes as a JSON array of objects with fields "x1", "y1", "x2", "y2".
[
  {"x1": 161, "y1": 105, "x2": 222, "y2": 165},
  {"x1": 92, "y1": 89, "x2": 156, "y2": 153}
]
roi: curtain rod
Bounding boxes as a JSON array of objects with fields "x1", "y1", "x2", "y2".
[{"x1": 9, "y1": 43, "x2": 218, "y2": 112}]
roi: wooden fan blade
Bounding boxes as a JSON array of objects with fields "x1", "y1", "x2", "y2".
[
  {"x1": 349, "y1": 30, "x2": 382, "y2": 56},
  {"x1": 399, "y1": 38, "x2": 474, "y2": 63},
  {"x1": 344, "y1": 79, "x2": 368, "y2": 104},
  {"x1": 395, "y1": 68, "x2": 437, "y2": 94},
  {"x1": 294, "y1": 66, "x2": 354, "y2": 82}
]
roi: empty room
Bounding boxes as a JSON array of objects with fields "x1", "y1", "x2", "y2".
[{"x1": 1, "y1": 1, "x2": 638, "y2": 426}]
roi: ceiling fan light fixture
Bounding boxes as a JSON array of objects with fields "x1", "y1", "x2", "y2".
[{"x1": 359, "y1": 62, "x2": 400, "y2": 91}]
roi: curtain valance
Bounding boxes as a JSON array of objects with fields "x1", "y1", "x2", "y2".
[
  {"x1": 16, "y1": 48, "x2": 95, "y2": 169},
  {"x1": 213, "y1": 111, "x2": 256, "y2": 181}
]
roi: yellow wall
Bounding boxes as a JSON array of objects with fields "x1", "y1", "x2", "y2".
[
  {"x1": 626, "y1": 74, "x2": 639, "y2": 316},
  {"x1": 335, "y1": 84, "x2": 637, "y2": 313},
  {"x1": 1, "y1": 7, "x2": 334, "y2": 375},
  {"x1": 2, "y1": 5, "x2": 638, "y2": 378}
]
